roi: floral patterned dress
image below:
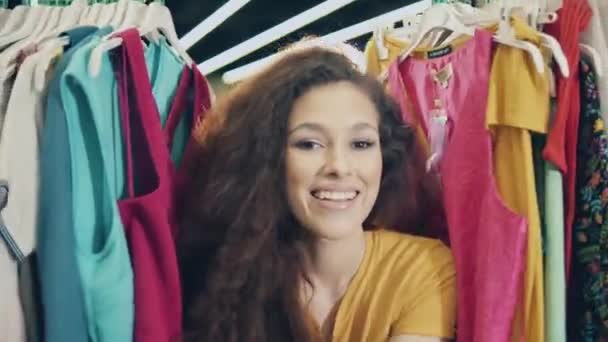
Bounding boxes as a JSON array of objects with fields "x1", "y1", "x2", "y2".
[{"x1": 573, "y1": 56, "x2": 608, "y2": 341}]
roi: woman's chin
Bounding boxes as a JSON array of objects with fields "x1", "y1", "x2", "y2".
[{"x1": 305, "y1": 223, "x2": 364, "y2": 242}]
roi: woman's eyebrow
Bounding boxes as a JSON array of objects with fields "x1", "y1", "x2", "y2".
[
  {"x1": 288, "y1": 121, "x2": 378, "y2": 135},
  {"x1": 351, "y1": 122, "x2": 379, "y2": 132},
  {"x1": 288, "y1": 122, "x2": 327, "y2": 135}
]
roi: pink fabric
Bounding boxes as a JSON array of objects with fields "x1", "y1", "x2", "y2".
[
  {"x1": 164, "y1": 66, "x2": 211, "y2": 157},
  {"x1": 168, "y1": 66, "x2": 212, "y2": 220},
  {"x1": 113, "y1": 29, "x2": 182, "y2": 342},
  {"x1": 388, "y1": 30, "x2": 528, "y2": 342},
  {"x1": 164, "y1": 64, "x2": 212, "y2": 239}
]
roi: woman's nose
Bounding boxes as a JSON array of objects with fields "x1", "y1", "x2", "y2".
[{"x1": 322, "y1": 147, "x2": 353, "y2": 178}]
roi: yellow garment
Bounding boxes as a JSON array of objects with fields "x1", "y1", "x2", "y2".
[
  {"x1": 485, "y1": 18, "x2": 550, "y2": 342},
  {"x1": 318, "y1": 229, "x2": 456, "y2": 341},
  {"x1": 364, "y1": 33, "x2": 409, "y2": 77}
]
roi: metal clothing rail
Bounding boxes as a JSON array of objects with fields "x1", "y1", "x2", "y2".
[
  {"x1": 432, "y1": 0, "x2": 472, "y2": 5},
  {"x1": 3, "y1": 0, "x2": 163, "y2": 8}
]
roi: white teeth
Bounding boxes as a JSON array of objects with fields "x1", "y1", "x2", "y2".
[{"x1": 312, "y1": 191, "x2": 357, "y2": 201}]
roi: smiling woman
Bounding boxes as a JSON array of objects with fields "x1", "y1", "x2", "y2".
[{"x1": 177, "y1": 47, "x2": 456, "y2": 342}]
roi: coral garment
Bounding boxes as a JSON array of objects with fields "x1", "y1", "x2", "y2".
[
  {"x1": 388, "y1": 30, "x2": 527, "y2": 342},
  {"x1": 542, "y1": 0, "x2": 592, "y2": 279}
]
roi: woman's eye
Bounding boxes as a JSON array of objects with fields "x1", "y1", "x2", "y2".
[
  {"x1": 352, "y1": 140, "x2": 376, "y2": 149},
  {"x1": 294, "y1": 140, "x2": 322, "y2": 150}
]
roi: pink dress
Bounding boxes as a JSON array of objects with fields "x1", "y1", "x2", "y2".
[
  {"x1": 112, "y1": 29, "x2": 182, "y2": 342},
  {"x1": 388, "y1": 30, "x2": 528, "y2": 342}
]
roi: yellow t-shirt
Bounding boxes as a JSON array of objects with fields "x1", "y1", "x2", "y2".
[
  {"x1": 324, "y1": 229, "x2": 456, "y2": 341},
  {"x1": 485, "y1": 18, "x2": 550, "y2": 342},
  {"x1": 364, "y1": 34, "x2": 409, "y2": 77}
]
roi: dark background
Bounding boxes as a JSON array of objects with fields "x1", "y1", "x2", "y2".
[{"x1": 168, "y1": 0, "x2": 420, "y2": 76}]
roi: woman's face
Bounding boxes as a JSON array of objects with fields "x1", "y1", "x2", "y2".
[{"x1": 285, "y1": 81, "x2": 383, "y2": 240}]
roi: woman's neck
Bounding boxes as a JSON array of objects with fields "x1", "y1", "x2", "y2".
[{"x1": 298, "y1": 229, "x2": 367, "y2": 299}]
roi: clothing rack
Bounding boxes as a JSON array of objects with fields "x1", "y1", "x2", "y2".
[{"x1": 0, "y1": 1, "x2": 201, "y2": 341}]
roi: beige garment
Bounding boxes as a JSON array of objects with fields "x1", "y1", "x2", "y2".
[
  {"x1": 0, "y1": 69, "x2": 15, "y2": 140},
  {"x1": 599, "y1": 1, "x2": 608, "y2": 44},
  {"x1": 0, "y1": 40, "x2": 61, "y2": 342}
]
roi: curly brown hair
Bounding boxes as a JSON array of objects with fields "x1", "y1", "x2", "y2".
[{"x1": 177, "y1": 47, "x2": 445, "y2": 342}]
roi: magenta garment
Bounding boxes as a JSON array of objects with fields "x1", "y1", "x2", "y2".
[
  {"x1": 112, "y1": 29, "x2": 182, "y2": 342},
  {"x1": 388, "y1": 30, "x2": 528, "y2": 342},
  {"x1": 168, "y1": 65, "x2": 212, "y2": 223}
]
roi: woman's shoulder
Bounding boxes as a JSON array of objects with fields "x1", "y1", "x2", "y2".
[
  {"x1": 367, "y1": 228, "x2": 454, "y2": 278},
  {"x1": 361, "y1": 229, "x2": 457, "y2": 339}
]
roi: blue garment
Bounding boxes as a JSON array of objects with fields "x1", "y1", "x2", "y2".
[
  {"x1": 40, "y1": 29, "x2": 187, "y2": 342},
  {"x1": 38, "y1": 26, "x2": 100, "y2": 342},
  {"x1": 145, "y1": 37, "x2": 186, "y2": 165},
  {"x1": 58, "y1": 28, "x2": 134, "y2": 342}
]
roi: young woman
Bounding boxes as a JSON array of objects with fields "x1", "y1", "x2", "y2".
[{"x1": 178, "y1": 47, "x2": 456, "y2": 342}]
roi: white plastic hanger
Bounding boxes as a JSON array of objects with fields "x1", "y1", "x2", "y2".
[
  {"x1": 179, "y1": 0, "x2": 251, "y2": 50},
  {"x1": 43, "y1": 7, "x2": 63, "y2": 32},
  {"x1": 2, "y1": 0, "x2": 85, "y2": 70},
  {"x1": 427, "y1": 4, "x2": 494, "y2": 47},
  {"x1": 0, "y1": 9, "x2": 10, "y2": 31},
  {"x1": 29, "y1": 6, "x2": 56, "y2": 37},
  {"x1": 42, "y1": 7, "x2": 64, "y2": 33},
  {"x1": 373, "y1": 25, "x2": 390, "y2": 60},
  {"x1": 0, "y1": 6, "x2": 28, "y2": 36},
  {"x1": 78, "y1": 4, "x2": 91, "y2": 25},
  {"x1": 506, "y1": 0, "x2": 569, "y2": 77},
  {"x1": 0, "y1": 6, "x2": 50, "y2": 49},
  {"x1": 394, "y1": 4, "x2": 475, "y2": 63},
  {"x1": 536, "y1": 31, "x2": 569, "y2": 77},
  {"x1": 493, "y1": 6, "x2": 545, "y2": 74},
  {"x1": 580, "y1": 43, "x2": 603, "y2": 77},
  {"x1": 32, "y1": 0, "x2": 85, "y2": 38},
  {"x1": 97, "y1": 2, "x2": 118, "y2": 26},
  {"x1": 198, "y1": 0, "x2": 358, "y2": 75},
  {"x1": 89, "y1": 2, "x2": 194, "y2": 77},
  {"x1": 372, "y1": 3, "x2": 543, "y2": 83},
  {"x1": 118, "y1": 0, "x2": 148, "y2": 30},
  {"x1": 55, "y1": 0, "x2": 87, "y2": 31},
  {"x1": 86, "y1": 3, "x2": 104, "y2": 25},
  {"x1": 529, "y1": 2, "x2": 569, "y2": 77},
  {"x1": 0, "y1": 6, "x2": 60, "y2": 76},
  {"x1": 0, "y1": 6, "x2": 60, "y2": 69},
  {"x1": 109, "y1": 0, "x2": 130, "y2": 29},
  {"x1": 440, "y1": 2, "x2": 567, "y2": 77},
  {"x1": 221, "y1": 0, "x2": 431, "y2": 84},
  {"x1": 140, "y1": 2, "x2": 190, "y2": 53}
]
